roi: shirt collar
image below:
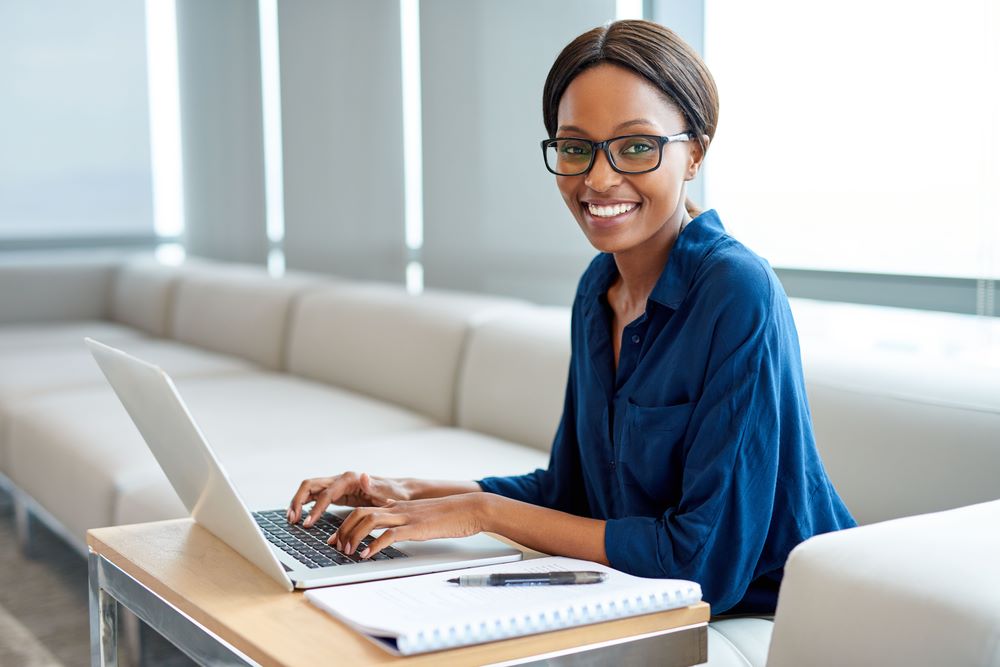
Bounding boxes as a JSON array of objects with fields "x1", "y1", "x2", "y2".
[{"x1": 581, "y1": 208, "x2": 728, "y2": 310}]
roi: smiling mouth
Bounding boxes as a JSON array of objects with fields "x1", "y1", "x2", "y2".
[{"x1": 586, "y1": 202, "x2": 638, "y2": 218}]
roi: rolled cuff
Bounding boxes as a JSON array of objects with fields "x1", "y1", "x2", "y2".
[
  {"x1": 475, "y1": 474, "x2": 541, "y2": 506},
  {"x1": 604, "y1": 515, "x2": 665, "y2": 578}
]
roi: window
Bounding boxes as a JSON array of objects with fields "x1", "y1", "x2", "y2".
[
  {"x1": 0, "y1": 0, "x2": 156, "y2": 243},
  {"x1": 703, "y1": 0, "x2": 999, "y2": 283}
]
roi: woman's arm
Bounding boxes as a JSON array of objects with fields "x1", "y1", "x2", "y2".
[
  {"x1": 480, "y1": 494, "x2": 609, "y2": 564},
  {"x1": 330, "y1": 491, "x2": 608, "y2": 564},
  {"x1": 404, "y1": 478, "x2": 482, "y2": 499}
]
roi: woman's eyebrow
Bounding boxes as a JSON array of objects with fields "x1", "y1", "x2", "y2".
[
  {"x1": 615, "y1": 118, "x2": 659, "y2": 131},
  {"x1": 556, "y1": 119, "x2": 660, "y2": 136}
]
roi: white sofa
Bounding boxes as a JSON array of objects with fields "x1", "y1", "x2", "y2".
[{"x1": 1, "y1": 252, "x2": 998, "y2": 666}]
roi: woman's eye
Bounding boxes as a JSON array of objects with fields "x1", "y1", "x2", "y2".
[
  {"x1": 560, "y1": 143, "x2": 591, "y2": 156},
  {"x1": 620, "y1": 141, "x2": 654, "y2": 155}
]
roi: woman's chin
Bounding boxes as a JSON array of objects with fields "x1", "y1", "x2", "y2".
[{"x1": 581, "y1": 231, "x2": 631, "y2": 255}]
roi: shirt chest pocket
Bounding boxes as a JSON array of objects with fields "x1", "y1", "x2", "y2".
[{"x1": 620, "y1": 399, "x2": 696, "y2": 507}]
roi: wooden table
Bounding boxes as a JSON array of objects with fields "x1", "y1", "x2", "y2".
[{"x1": 87, "y1": 519, "x2": 709, "y2": 666}]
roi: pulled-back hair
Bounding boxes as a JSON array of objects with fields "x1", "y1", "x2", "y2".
[{"x1": 543, "y1": 20, "x2": 719, "y2": 217}]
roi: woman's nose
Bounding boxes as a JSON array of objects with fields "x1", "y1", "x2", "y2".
[{"x1": 584, "y1": 150, "x2": 621, "y2": 192}]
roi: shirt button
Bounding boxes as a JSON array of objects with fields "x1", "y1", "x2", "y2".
[
  {"x1": 631, "y1": 334, "x2": 641, "y2": 344},
  {"x1": 610, "y1": 460, "x2": 616, "y2": 468}
]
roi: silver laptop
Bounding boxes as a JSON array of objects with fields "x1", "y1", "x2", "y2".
[{"x1": 85, "y1": 338, "x2": 521, "y2": 591}]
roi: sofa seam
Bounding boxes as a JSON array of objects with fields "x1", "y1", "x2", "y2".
[
  {"x1": 106, "y1": 263, "x2": 125, "y2": 324},
  {"x1": 163, "y1": 269, "x2": 184, "y2": 340},
  {"x1": 449, "y1": 311, "x2": 486, "y2": 428},
  {"x1": 278, "y1": 285, "x2": 319, "y2": 373},
  {"x1": 709, "y1": 625, "x2": 754, "y2": 667},
  {"x1": 158, "y1": 270, "x2": 183, "y2": 339}
]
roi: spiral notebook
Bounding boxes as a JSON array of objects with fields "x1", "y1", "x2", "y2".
[{"x1": 304, "y1": 556, "x2": 702, "y2": 655}]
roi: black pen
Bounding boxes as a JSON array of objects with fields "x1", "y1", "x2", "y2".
[{"x1": 447, "y1": 571, "x2": 607, "y2": 586}]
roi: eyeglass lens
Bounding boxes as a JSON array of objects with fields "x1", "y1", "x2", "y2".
[{"x1": 545, "y1": 136, "x2": 661, "y2": 175}]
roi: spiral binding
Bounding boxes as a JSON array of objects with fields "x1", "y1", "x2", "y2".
[{"x1": 397, "y1": 584, "x2": 700, "y2": 654}]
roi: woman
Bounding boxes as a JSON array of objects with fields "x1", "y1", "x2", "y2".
[{"x1": 288, "y1": 20, "x2": 855, "y2": 615}]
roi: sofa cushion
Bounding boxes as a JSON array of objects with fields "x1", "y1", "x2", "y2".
[
  {"x1": 768, "y1": 500, "x2": 1000, "y2": 667},
  {"x1": 456, "y1": 306, "x2": 570, "y2": 452},
  {"x1": 0, "y1": 338, "x2": 257, "y2": 479},
  {"x1": 6, "y1": 371, "x2": 438, "y2": 548},
  {"x1": 114, "y1": 426, "x2": 551, "y2": 527},
  {"x1": 170, "y1": 267, "x2": 316, "y2": 370},
  {"x1": 109, "y1": 256, "x2": 187, "y2": 336},
  {"x1": 219, "y1": 426, "x2": 552, "y2": 502},
  {"x1": 0, "y1": 337, "x2": 255, "y2": 403},
  {"x1": 706, "y1": 617, "x2": 772, "y2": 667},
  {"x1": 5, "y1": 387, "x2": 162, "y2": 548},
  {"x1": 0, "y1": 321, "x2": 143, "y2": 351},
  {"x1": 151, "y1": 372, "x2": 438, "y2": 458},
  {"x1": 286, "y1": 283, "x2": 522, "y2": 424}
]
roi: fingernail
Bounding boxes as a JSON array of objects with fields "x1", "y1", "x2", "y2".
[
  {"x1": 360, "y1": 548, "x2": 370, "y2": 559},
  {"x1": 286, "y1": 509, "x2": 292, "y2": 522},
  {"x1": 345, "y1": 542, "x2": 352, "y2": 554}
]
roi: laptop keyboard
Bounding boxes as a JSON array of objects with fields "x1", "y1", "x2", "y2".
[{"x1": 252, "y1": 509, "x2": 408, "y2": 569}]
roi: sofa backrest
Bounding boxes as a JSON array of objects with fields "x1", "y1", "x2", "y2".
[
  {"x1": 794, "y1": 299, "x2": 1000, "y2": 525},
  {"x1": 109, "y1": 256, "x2": 195, "y2": 337},
  {"x1": 170, "y1": 266, "x2": 316, "y2": 370},
  {"x1": 806, "y1": 371, "x2": 1000, "y2": 526},
  {"x1": 456, "y1": 307, "x2": 571, "y2": 452},
  {"x1": 286, "y1": 283, "x2": 522, "y2": 424},
  {"x1": 0, "y1": 253, "x2": 119, "y2": 324}
]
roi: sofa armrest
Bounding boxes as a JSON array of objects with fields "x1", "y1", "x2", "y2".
[
  {"x1": 0, "y1": 253, "x2": 120, "y2": 324},
  {"x1": 767, "y1": 500, "x2": 1000, "y2": 667}
]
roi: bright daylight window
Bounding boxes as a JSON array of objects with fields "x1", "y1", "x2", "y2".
[
  {"x1": 1, "y1": 2, "x2": 156, "y2": 241},
  {"x1": 703, "y1": 0, "x2": 999, "y2": 281}
]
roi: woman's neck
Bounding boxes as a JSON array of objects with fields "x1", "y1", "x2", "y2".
[{"x1": 610, "y1": 210, "x2": 691, "y2": 310}]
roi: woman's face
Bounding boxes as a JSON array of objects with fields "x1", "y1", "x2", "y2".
[{"x1": 555, "y1": 63, "x2": 704, "y2": 256}]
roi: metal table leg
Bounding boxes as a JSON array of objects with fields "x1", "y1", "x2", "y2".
[
  {"x1": 87, "y1": 550, "x2": 256, "y2": 666},
  {"x1": 14, "y1": 493, "x2": 35, "y2": 557},
  {"x1": 89, "y1": 551, "x2": 118, "y2": 667}
]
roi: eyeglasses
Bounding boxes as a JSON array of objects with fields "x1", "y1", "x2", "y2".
[{"x1": 540, "y1": 132, "x2": 694, "y2": 176}]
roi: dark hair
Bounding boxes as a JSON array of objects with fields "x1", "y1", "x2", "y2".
[{"x1": 543, "y1": 20, "x2": 719, "y2": 217}]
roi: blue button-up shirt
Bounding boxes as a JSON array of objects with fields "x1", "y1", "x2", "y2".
[{"x1": 479, "y1": 209, "x2": 856, "y2": 614}]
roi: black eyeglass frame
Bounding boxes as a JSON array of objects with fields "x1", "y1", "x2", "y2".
[{"x1": 540, "y1": 132, "x2": 695, "y2": 176}]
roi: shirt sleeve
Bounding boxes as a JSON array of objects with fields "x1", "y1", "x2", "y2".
[
  {"x1": 604, "y1": 268, "x2": 796, "y2": 613},
  {"x1": 477, "y1": 359, "x2": 591, "y2": 517}
]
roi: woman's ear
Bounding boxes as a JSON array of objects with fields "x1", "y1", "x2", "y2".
[{"x1": 685, "y1": 134, "x2": 711, "y2": 181}]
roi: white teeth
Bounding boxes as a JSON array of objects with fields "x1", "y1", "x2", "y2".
[{"x1": 587, "y1": 202, "x2": 636, "y2": 218}]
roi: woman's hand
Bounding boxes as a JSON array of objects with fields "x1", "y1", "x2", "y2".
[
  {"x1": 288, "y1": 471, "x2": 411, "y2": 528},
  {"x1": 329, "y1": 493, "x2": 487, "y2": 559}
]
